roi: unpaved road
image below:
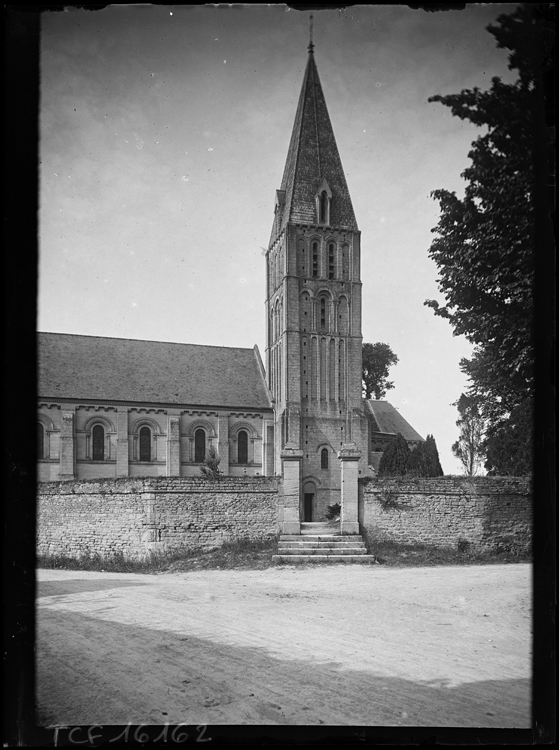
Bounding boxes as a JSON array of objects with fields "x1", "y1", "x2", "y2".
[{"x1": 37, "y1": 564, "x2": 531, "y2": 727}]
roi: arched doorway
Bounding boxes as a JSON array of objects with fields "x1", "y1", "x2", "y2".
[{"x1": 302, "y1": 480, "x2": 316, "y2": 522}]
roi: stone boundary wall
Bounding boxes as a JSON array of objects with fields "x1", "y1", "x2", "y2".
[
  {"x1": 38, "y1": 476, "x2": 280, "y2": 560},
  {"x1": 359, "y1": 477, "x2": 532, "y2": 552}
]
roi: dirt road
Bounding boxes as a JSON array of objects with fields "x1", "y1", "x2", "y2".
[{"x1": 36, "y1": 564, "x2": 531, "y2": 727}]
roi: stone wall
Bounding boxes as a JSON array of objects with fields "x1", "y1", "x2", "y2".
[
  {"x1": 359, "y1": 477, "x2": 532, "y2": 552},
  {"x1": 38, "y1": 476, "x2": 279, "y2": 560}
]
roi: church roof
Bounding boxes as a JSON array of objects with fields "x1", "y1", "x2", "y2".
[
  {"x1": 274, "y1": 48, "x2": 358, "y2": 234},
  {"x1": 38, "y1": 332, "x2": 273, "y2": 411},
  {"x1": 365, "y1": 399, "x2": 424, "y2": 443}
]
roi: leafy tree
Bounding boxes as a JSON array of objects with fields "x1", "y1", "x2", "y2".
[
  {"x1": 362, "y1": 342, "x2": 399, "y2": 400},
  {"x1": 451, "y1": 394, "x2": 486, "y2": 476},
  {"x1": 200, "y1": 446, "x2": 222, "y2": 480},
  {"x1": 378, "y1": 433, "x2": 410, "y2": 477},
  {"x1": 484, "y1": 397, "x2": 534, "y2": 476},
  {"x1": 425, "y1": 5, "x2": 540, "y2": 428}
]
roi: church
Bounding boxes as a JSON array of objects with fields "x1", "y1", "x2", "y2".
[{"x1": 38, "y1": 40, "x2": 424, "y2": 522}]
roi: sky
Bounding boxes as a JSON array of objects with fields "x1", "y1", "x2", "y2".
[{"x1": 39, "y1": 4, "x2": 520, "y2": 475}]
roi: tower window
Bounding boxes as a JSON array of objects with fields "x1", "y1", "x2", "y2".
[
  {"x1": 320, "y1": 297, "x2": 327, "y2": 330},
  {"x1": 328, "y1": 243, "x2": 335, "y2": 279},
  {"x1": 238, "y1": 430, "x2": 248, "y2": 465},
  {"x1": 320, "y1": 191, "x2": 328, "y2": 224},
  {"x1": 312, "y1": 242, "x2": 318, "y2": 278},
  {"x1": 321, "y1": 448, "x2": 329, "y2": 469},
  {"x1": 139, "y1": 426, "x2": 151, "y2": 462},
  {"x1": 194, "y1": 428, "x2": 206, "y2": 463},
  {"x1": 92, "y1": 424, "x2": 104, "y2": 461},
  {"x1": 342, "y1": 243, "x2": 350, "y2": 280}
]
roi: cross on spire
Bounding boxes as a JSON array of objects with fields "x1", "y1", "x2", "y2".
[{"x1": 308, "y1": 13, "x2": 314, "y2": 54}]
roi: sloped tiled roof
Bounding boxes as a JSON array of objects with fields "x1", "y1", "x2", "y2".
[
  {"x1": 38, "y1": 333, "x2": 272, "y2": 410},
  {"x1": 273, "y1": 49, "x2": 357, "y2": 237},
  {"x1": 364, "y1": 400, "x2": 424, "y2": 443}
]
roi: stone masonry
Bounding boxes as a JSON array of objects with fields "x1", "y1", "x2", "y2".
[
  {"x1": 37, "y1": 475, "x2": 531, "y2": 560},
  {"x1": 38, "y1": 476, "x2": 279, "y2": 560},
  {"x1": 360, "y1": 476, "x2": 532, "y2": 553}
]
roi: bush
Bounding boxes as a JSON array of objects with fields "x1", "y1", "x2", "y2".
[
  {"x1": 200, "y1": 446, "x2": 222, "y2": 480},
  {"x1": 457, "y1": 537, "x2": 471, "y2": 553},
  {"x1": 379, "y1": 489, "x2": 399, "y2": 510},
  {"x1": 378, "y1": 434, "x2": 411, "y2": 477},
  {"x1": 325, "y1": 502, "x2": 341, "y2": 520}
]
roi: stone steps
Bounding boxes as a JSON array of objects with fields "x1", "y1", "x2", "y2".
[
  {"x1": 278, "y1": 547, "x2": 368, "y2": 555},
  {"x1": 279, "y1": 540, "x2": 364, "y2": 548},
  {"x1": 273, "y1": 554, "x2": 377, "y2": 564},
  {"x1": 281, "y1": 534, "x2": 348, "y2": 542},
  {"x1": 300, "y1": 522, "x2": 340, "y2": 535},
  {"x1": 273, "y1": 527, "x2": 375, "y2": 564}
]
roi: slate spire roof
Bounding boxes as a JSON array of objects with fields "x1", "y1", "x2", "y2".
[{"x1": 273, "y1": 45, "x2": 358, "y2": 236}]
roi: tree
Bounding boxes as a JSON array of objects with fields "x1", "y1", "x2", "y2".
[
  {"x1": 425, "y1": 5, "x2": 540, "y2": 428},
  {"x1": 484, "y1": 397, "x2": 534, "y2": 476},
  {"x1": 451, "y1": 394, "x2": 486, "y2": 476},
  {"x1": 378, "y1": 433, "x2": 410, "y2": 477},
  {"x1": 362, "y1": 342, "x2": 399, "y2": 400},
  {"x1": 407, "y1": 435, "x2": 444, "y2": 477},
  {"x1": 200, "y1": 446, "x2": 222, "y2": 480},
  {"x1": 423, "y1": 435, "x2": 444, "y2": 477},
  {"x1": 406, "y1": 442, "x2": 428, "y2": 477}
]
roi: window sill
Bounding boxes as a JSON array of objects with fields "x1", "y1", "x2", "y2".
[
  {"x1": 80, "y1": 460, "x2": 117, "y2": 464},
  {"x1": 130, "y1": 461, "x2": 165, "y2": 465}
]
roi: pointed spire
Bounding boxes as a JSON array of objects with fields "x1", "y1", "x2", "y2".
[{"x1": 274, "y1": 42, "x2": 357, "y2": 235}]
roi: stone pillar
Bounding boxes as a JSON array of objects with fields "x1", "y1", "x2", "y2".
[
  {"x1": 339, "y1": 443, "x2": 361, "y2": 535},
  {"x1": 263, "y1": 422, "x2": 274, "y2": 477},
  {"x1": 166, "y1": 416, "x2": 180, "y2": 476},
  {"x1": 59, "y1": 410, "x2": 75, "y2": 479},
  {"x1": 217, "y1": 414, "x2": 229, "y2": 475},
  {"x1": 116, "y1": 408, "x2": 129, "y2": 476},
  {"x1": 280, "y1": 446, "x2": 302, "y2": 534}
]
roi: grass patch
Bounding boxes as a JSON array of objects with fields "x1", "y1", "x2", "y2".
[
  {"x1": 37, "y1": 537, "x2": 278, "y2": 574},
  {"x1": 368, "y1": 539, "x2": 532, "y2": 567}
]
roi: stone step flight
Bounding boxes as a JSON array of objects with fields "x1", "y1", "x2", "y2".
[{"x1": 272, "y1": 522, "x2": 377, "y2": 564}]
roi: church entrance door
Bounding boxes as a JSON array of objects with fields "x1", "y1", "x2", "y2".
[{"x1": 304, "y1": 493, "x2": 313, "y2": 522}]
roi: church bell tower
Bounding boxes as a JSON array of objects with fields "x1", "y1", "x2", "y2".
[{"x1": 266, "y1": 38, "x2": 368, "y2": 523}]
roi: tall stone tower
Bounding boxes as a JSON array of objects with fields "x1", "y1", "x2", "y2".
[{"x1": 266, "y1": 41, "x2": 368, "y2": 527}]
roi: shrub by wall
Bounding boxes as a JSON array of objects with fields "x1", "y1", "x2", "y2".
[
  {"x1": 38, "y1": 476, "x2": 279, "y2": 560},
  {"x1": 359, "y1": 476, "x2": 531, "y2": 553}
]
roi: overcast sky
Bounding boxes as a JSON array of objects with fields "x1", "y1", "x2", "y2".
[{"x1": 39, "y1": 4, "x2": 520, "y2": 475}]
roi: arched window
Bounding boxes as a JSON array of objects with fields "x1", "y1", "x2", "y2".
[
  {"x1": 139, "y1": 426, "x2": 151, "y2": 462},
  {"x1": 321, "y1": 448, "x2": 329, "y2": 470},
  {"x1": 342, "y1": 243, "x2": 350, "y2": 280},
  {"x1": 238, "y1": 430, "x2": 248, "y2": 464},
  {"x1": 194, "y1": 428, "x2": 206, "y2": 463},
  {"x1": 319, "y1": 297, "x2": 327, "y2": 331},
  {"x1": 328, "y1": 243, "x2": 335, "y2": 279},
  {"x1": 92, "y1": 424, "x2": 105, "y2": 461},
  {"x1": 320, "y1": 191, "x2": 328, "y2": 224},
  {"x1": 298, "y1": 239, "x2": 306, "y2": 276},
  {"x1": 38, "y1": 422, "x2": 44, "y2": 459},
  {"x1": 312, "y1": 242, "x2": 319, "y2": 278}
]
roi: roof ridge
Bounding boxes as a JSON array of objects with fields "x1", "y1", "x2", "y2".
[{"x1": 38, "y1": 331, "x2": 256, "y2": 352}]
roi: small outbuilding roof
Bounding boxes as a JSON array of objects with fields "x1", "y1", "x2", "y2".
[
  {"x1": 365, "y1": 399, "x2": 424, "y2": 443},
  {"x1": 38, "y1": 332, "x2": 273, "y2": 411}
]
